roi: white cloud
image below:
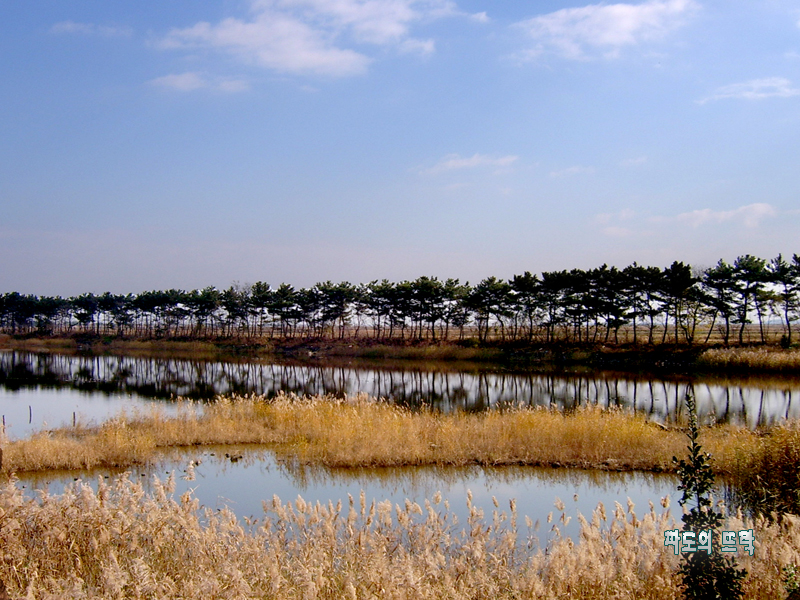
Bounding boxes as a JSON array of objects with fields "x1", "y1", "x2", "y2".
[
  {"x1": 699, "y1": 77, "x2": 800, "y2": 103},
  {"x1": 597, "y1": 204, "x2": 778, "y2": 236},
  {"x1": 149, "y1": 72, "x2": 250, "y2": 93},
  {"x1": 399, "y1": 38, "x2": 435, "y2": 55},
  {"x1": 620, "y1": 156, "x2": 647, "y2": 167},
  {"x1": 550, "y1": 165, "x2": 595, "y2": 177},
  {"x1": 50, "y1": 21, "x2": 132, "y2": 37},
  {"x1": 159, "y1": 0, "x2": 456, "y2": 77},
  {"x1": 672, "y1": 203, "x2": 778, "y2": 228},
  {"x1": 261, "y1": 0, "x2": 457, "y2": 44},
  {"x1": 425, "y1": 153, "x2": 519, "y2": 174},
  {"x1": 150, "y1": 72, "x2": 206, "y2": 92},
  {"x1": 603, "y1": 226, "x2": 634, "y2": 237},
  {"x1": 516, "y1": 0, "x2": 698, "y2": 60},
  {"x1": 217, "y1": 79, "x2": 251, "y2": 93},
  {"x1": 161, "y1": 13, "x2": 370, "y2": 77},
  {"x1": 596, "y1": 208, "x2": 635, "y2": 225}
]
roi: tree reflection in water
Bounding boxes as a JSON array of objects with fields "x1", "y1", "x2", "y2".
[{"x1": 1, "y1": 350, "x2": 799, "y2": 428}]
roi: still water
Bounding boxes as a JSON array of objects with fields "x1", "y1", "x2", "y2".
[
  {"x1": 19, "y1": 449, "x2": 681, "y2": 545},
  {"x1": 3, "y1": 349, "x2": 761, "y2": 543},
  {"x1": 2, "y1": 350, "x2": 800, "y2": 438}
]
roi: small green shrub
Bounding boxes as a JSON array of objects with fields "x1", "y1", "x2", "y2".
[
  {"x1": 784, "y1": 565, "x2": 800, "y2": 596},
  {"x1": 673, "y1": 393, "x2": 746, "y2": 600}
]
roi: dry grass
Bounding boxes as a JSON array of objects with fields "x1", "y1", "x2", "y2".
[
  {"x1": 0, "y1": 335, "x2": 77, "y2": 352},
  {"x1": 0, "y1": 395, "x2": 698, "y2": 474},
  {"x1": 326, "y1": 343, "x2": 503, "y2": 362},
  {"x1": 103, "y1": 339, "x2": 225, "y2": 356},
  {"x1": 698, "y1": 347, "x2": 800, "y2": 372},
  {"x1": 0, "y1": 337, "x2": 269, "y2": 360},
  {"x1": 724, "y1": 423, "x2": 800, "y2": 516},
  {"x1": 0, "y1": 393, "x2": 785, "y2": 479},
  {"x1": 1, "y1": 394, "x2": 799, "y2": 598},
  {"x1": 0, "y1": 473, "x2": 797, "y2": 599}
]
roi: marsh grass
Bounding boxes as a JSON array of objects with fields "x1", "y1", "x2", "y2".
[
  {"x1": 1, "y1": 395, "x2": 696, "y2": 474},
  {"x1": 1, "y1": 395, "x2": 799, "y2": 598},
  {"x1": 725, "y1": 422, "x2": 800, "y2": 516},
  {"x1": 327, "y1": 343, "x2": 504, "y2": 362},
  {"x1": 0, "y1": 473, "x2": 797, "y2": 599},
  {"x1": 698, "y1": 347, "x2": 800, "y2": 372},
  {"x1": 0, "y1": 393, "x2": 786, "y2": 482}
]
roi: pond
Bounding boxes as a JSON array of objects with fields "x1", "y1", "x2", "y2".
[
  {"x1": 2, "y1": 350, "x2": 800, "y2": 438},
  {"x1": 2, "y1": 349, "x2": 772, "y2": 545},
  {"x1": 16, "y1": 449, "x2": 682, "y2": 545}
]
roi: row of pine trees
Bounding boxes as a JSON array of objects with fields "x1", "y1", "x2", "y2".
[{"x1": 2, "y1": 254, "x2": 799, "y2": 345}]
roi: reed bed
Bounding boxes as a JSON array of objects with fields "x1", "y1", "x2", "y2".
[
  {"x1": 0, "y1": 472, "x2": 797, "y2": 599},
  {"x1": 1, "y1": 394, "x2": 695, "y2": 474},
  {"x1": 725, "y1": 422, "x2": 800, "y2": 516},
  {"x1": 698, "y1": 347, "x2": 800, "y2": 372},
  {"x1": 0, "y1": 394, "x2": 783, "y2": 474},
  {"x1": 1, "y1": 393, "x2": 798, "y2": 514}
]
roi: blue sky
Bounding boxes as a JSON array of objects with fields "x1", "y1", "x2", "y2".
[{"x1": 2, "y1": 0, "x2": 799, "y2": 295}]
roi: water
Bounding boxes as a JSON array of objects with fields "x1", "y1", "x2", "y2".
[
  {"x1": 18, "y1": 450, "x2": 681, "y2": 545},
  {"x1": 2, "y1": 350, "x2": 800, "y2": 438},
  {"x1": 2, "y1": 349, "x2": 754, "y2": 545}
]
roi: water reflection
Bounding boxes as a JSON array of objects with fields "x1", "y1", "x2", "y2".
[
  {"x1": 2, "y1": 350, "x2": 800, "y2": 428},
  {"x1": 18, "y1": 448, "x2": 680, "y2": 545}
]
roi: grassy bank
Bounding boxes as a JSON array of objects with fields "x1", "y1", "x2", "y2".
[
  {"x1": 697, "y1": 347, "x2": 800, "y2": 372},
  {"x1": 0, "y1": 393, "x2": 790, "y2": 477},
  {"x1": 6, "y1": 333, "x2": 800, "y2": 373},
  {"x1": 0, "y1": 394, "x2": 699, "y2": 473},
  {"x1": 0, "y1": 472, "x2": 797, "y2": 599},
  {"x1": 0, "y1": 334, "x2": 271, "y2": 360},
  {"x1": 2, "y1": 394, "x2": 798, "y2": 514}
]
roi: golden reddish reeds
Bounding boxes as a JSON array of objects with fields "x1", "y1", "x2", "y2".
[
  {"x1": 698, "y1": 347, "x2": 800, "y2": 372},
  {"x1": 0, "y1": 473, "x2": 797, "y2": 599},
  {"x1": 0, "y1": 395, "x2": 694, "y2": 474},
  {"x1": 0, "y1": 393, "x2": 783, "y2": 474}
]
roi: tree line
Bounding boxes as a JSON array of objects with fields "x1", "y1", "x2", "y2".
[{"x1": 2, "y1": 254, "x2": 799, "y2": 346}]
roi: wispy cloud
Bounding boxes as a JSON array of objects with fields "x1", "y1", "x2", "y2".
[
  {"x1": 425, "y1": 153, "x2": 519, "y2": 174},
  {"x1": 699, "y1": 77, "x2": 800, "y2": 103},
  {"x1": 399, "y1": 38, "x2": 435, "y2": 55},
  {"x1": 515, "y1": 0, "x2": 698, "y2": 60},
  {"x1": 647, "y1": 203, "x2": 778, "y2": 228},
  {"x1": 159, "y1": 0, "x2": 458, "y2": 77},
  {"x1": 596, "y1": 209, "x2": 635, "y2": 224},
  {"x1": 673, "y1": 203, "x2": 778, "y2": 228},
  {"x1": 597, "y1": 204, "x2": 778, "y2": 237},
  {"x1": 595, "y1": 209, "x2": 636, "y2": 236},
  {"x1": 620, "y1": 156, "x2": 647, "y2": 167},
  {"x1": 550, "y1": 165, "x2": 595, "y2": 177},
  {"x1": 50, "y1": 20, "x2": 132, "y2": 37},
  {"x1": 149, "y1": 72, "x2": 250, "y2": 93}
]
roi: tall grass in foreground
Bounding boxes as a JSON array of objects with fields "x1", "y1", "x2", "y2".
[
  {"x1": 0, "y1": 473, "x2": 798, "y2": 599},
  {"x1": 727, "y1": 422, "x2": 800, "y2": 517}
]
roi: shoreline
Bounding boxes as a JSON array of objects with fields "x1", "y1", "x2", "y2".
[
  {"x1": 0, "y1": 392, "x2": 796, "y2": 515},
  {"x1": 3, "y1": 333, "x2": 800, "y2": 373}
]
